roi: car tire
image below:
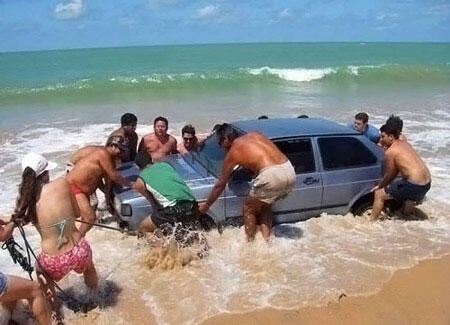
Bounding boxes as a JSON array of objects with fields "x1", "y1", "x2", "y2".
[{"x1": 352, "y1": 200, "x2": 373, "y2": 216}]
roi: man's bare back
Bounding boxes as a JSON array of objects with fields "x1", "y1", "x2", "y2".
[
  {"x1": 70, "y1": 145, "x2": 103, "y2": 165},
  {"x1": 139, "y1": 133, "x2": 177, "y2": 162},
  {"x1": 226, "y1": 132, "x2": 287, "y2": 173},
  {"x1": 386, "y1": 140, "x2": 430, "y2": 185},
  {"x1": 67, "y1": 148, "x2": 115, "y2": 195},
  {"x1": 199, "y1": 126, "x2": 295, "y2": 241}
]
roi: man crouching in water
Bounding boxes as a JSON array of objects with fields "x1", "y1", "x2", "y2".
[
  {"x1": 199, "y1": 124, "x2": 296, "y2": 241},
  {"x1": 66, "y1": 136, "x2": 132, "y2": 235},
  {"x1": 134, "y1": 162, "x2": 211, "y2": 235},
  {"x1": 371, "y1": 119, "x2": 431, "y2": 220}
]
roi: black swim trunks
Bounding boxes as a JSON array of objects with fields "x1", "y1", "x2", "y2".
[
  {"x1": 151, "y1": 201, "x2": 200, "y2": 228},
  {"x1": 386, "y1": 178, "x2": 431, "y2": 202}
]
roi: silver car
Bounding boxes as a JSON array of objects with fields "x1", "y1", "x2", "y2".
[{"x1": 113, "y1": 117, "x2": 385, "y2": 230}]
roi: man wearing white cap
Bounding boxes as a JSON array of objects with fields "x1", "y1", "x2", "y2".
[{"x1": 10, "y1": 152, "x2": 98, "y2": 321}]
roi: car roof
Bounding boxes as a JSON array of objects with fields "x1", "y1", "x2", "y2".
[{"x1": 231, "y1": 117, "x2": 359, "y2": 139}]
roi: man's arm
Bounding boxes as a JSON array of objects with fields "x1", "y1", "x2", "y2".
[
  {"x1": 133, "y1": 178, "x2": 162, "y2": 208},
  {"x1": 137, "y1": 136, "x2": 146, "y2": 153},
  {"x1": 170, "y1": 136, "x2": 178, "y2": 154},
  {"x1": 199, "y1": 151, "x2": 237, "y2": 213},
  {"x1": 373, "y1": 150, "x2": 398, "y2": 191},
  {"x1": 130, "y1": 133, "x2": 138, "y2": 160},
  {"x1": 99, "y1": 152, "x2": 131, "y2": 188}
]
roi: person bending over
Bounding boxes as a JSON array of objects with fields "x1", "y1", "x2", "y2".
[
  {"x1": 134, "y1": 162, "x2": 207, "y2": 235},
  {"x1": 199, "y1": 124, "x2": 296, "y2": 242},
  {"x1": 371, "y1": 120, "x2": 431, "y2": 220},
  {"x1": 66, "y1": 136, "x2": 131, "y2": 235}
]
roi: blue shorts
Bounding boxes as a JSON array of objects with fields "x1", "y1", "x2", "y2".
[
  {"x1": 386, "y1": 179, "x2": 431, "y2": 202},
  {"x1": 0, "y1": 271, "x2": 7, "y2": 298}
]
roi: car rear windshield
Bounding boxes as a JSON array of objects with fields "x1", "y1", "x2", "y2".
[{"x1": 318, "y1": 136, "x2": 377, "y2": 170}]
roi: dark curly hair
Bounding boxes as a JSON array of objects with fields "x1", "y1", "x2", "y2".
[{"x1": 11, "y1": 167, "x2": 45, "y2": 225}]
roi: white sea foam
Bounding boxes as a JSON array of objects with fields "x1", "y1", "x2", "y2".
[
  {"x1": 0, "y1": 107, "x2": 449, "y2": 324},
  {"x1": 246, "y1": 66, "x2": 336, "y2": 82}
]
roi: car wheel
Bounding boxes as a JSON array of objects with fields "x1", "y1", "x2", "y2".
[{"x1": 352, "y1": 200, "x2": 373, "y2": 216}]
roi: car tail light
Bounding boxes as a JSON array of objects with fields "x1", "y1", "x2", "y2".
[{"x1": 120, "y1": 204, "x2": 132, "y2": 216}]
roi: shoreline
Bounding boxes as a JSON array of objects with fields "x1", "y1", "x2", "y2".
[{"x1": 202, "y1": 254, "x2": 450, "y2": 325}]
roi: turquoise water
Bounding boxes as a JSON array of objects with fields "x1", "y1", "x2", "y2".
[
  {"x1": 1, "y1": 43, "x2": 449, "y2": 106},
  {"x1": 1, "y1": 43, "x2": 450, "y2": 324}
]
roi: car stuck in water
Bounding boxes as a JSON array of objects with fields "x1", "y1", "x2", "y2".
[{"x1": 113, "y1": 117, "x2": 385, "y2": 230}]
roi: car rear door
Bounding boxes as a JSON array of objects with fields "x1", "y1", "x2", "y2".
[{"x1": 317, "y1": 135, "x2": 382, "y2": 215}]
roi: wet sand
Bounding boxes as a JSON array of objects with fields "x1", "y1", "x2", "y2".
[{"x1": 202, "y1": 254, "x2": 450, "y2": 325}]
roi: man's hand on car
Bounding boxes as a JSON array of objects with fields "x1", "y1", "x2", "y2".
[{"x1": 198, "y1": 202, "x2": 210, "y2": 214}]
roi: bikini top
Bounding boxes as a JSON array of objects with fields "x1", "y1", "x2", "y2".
[{"x1": 38, "y1": 217, "x2": 72, "y2": 248}]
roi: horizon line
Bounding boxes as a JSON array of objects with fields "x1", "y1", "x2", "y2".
[{"x1": 2, "y1": 40, "x2": 450, "y2": 55}]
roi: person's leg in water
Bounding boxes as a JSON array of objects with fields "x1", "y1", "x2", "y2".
[
  {"x1": 1, "y1": 275, "x2": 50, "y2": 325},
  {"x1": 371, "y1": 187, "x2": 389, "y2": 220},
  {"x1": 258, "y1": 203, "x2": 273, "y2": 241},
  {"x1": 75, "y1": 193, "x2": 96, "y2": 236},
  {"x1": 36, "y1": 268, "x2": 62, "y2": 324},
  {"x1": 243, "y1": 196, "x2": 265, "y2": 241},
  {"x1": 83, "y1": 257, "x2": 98, "y2": 290},
  {"x1": 138, "y1": 215, "x2": 158, "y2": 236}
]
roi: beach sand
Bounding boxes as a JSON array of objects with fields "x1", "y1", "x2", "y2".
[{"x1": 201, "y1": 254, "x2": 450, "y2": 325}]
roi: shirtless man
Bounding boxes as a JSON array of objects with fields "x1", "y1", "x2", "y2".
[
  {"x1": 109, "y1": 113, "x2": 138, "y2": 162},
  {"x1": 371, "y1": 120, "x2": 431, "y2": 220},
  {"x1": 198, "y1": 123, "x2": 296, "y2": 241},
  {"x1": 66, "y1": 135, "x2": 131, "y2": 235},
  {"x1": 66, "y1": 145, "x2": 102, "y2": 173},
  {"x1": 177, "y1": 124, "x2": 204, "y2": 154},
  {"x1": 138, "y1": 116, "x2": 177, "y2": 164}
]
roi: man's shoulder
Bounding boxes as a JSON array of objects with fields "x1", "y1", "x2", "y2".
[
  {"x1": 143, "y1": 133, "x2": 156, "y2": 141},
  {"x1": 367, "y1": 124, "x2": 380, "y2": 134},
  {"x1": 110, "y1": 128, "x2": 124, "y2": 136},
  {"x1": 95, "y1": 147, "x2": 110, "y2": 158},
  {"x1": 177, "y1": 143, "x2": 186, "y2": 153}
]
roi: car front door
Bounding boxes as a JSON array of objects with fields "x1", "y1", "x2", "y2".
[{"x1": 224, "y1": 137, "x2": 323, "y2": 224}]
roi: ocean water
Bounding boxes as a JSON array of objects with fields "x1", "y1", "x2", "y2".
[{"x1": 1, "y1": 43, "x2": 450, "y2": 324}]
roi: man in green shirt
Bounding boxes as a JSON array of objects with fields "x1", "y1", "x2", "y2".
[{"x1": 133, "y1": 161, "x2": 211, "y2": 234}]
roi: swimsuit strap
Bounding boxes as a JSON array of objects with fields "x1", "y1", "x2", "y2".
[{"x1": 39, "y1": 217, "x2": 72, "y2": 248}]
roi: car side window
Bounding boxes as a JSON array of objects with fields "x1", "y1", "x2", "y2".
[
  {"x1": 275, "y1": 138, "x2": 315, "y2": 174},
  {"x1": 318, "y1": 136, "x2": 377, "y2": 170}
]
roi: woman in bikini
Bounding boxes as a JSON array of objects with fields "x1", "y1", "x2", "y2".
[{"x1": 11, "y1": 153, "x2": 98, "y2": 316}]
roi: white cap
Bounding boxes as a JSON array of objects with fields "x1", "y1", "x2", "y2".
[{"x1": 21, "y1": 152, "x2": 57, "y2": 177}]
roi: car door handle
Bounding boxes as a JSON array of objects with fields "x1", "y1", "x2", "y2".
[{"x1": 303, "y1": 177, "x2": 320, "y2": 185}]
